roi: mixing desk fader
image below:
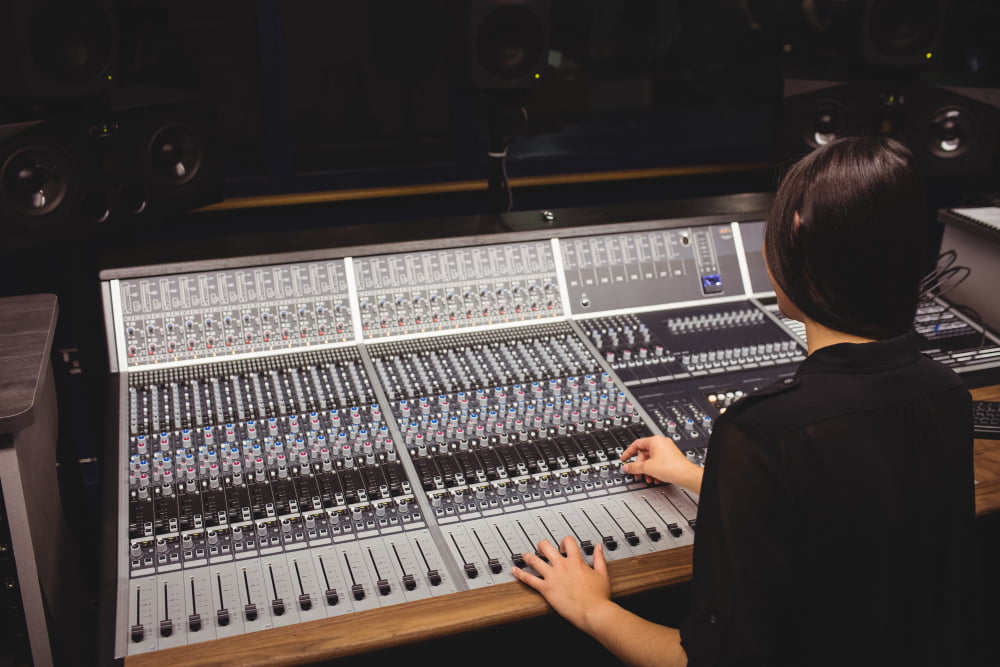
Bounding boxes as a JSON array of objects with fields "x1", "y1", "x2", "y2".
[{"x1": 107, "y1": 208, "x2": 999, "y2": 664}]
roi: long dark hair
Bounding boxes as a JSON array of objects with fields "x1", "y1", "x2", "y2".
[{"x1": 765, "y1": 136, "x2": 929, "y2": 339}]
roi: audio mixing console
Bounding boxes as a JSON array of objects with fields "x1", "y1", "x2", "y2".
[{"x1": 98, "y1": 211, "x2": 1000, "y2": 662}]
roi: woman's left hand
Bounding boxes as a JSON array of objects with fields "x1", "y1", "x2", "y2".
[{"x1": 511, "y1": 535, "x2": 611, "y2": 633}]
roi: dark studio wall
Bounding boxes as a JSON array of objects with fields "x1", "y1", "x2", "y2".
[
  {"x1": 3, "y1": 1, "x2": 999, "y2": 338},
  {"x1": 116, "y1": 0, "x2": 1000, "y2": 210},
  {"x1": 1, "y1": 2, "x2": 998, "y2": 435},
  {"x1": 3, "y1": 1, "x2": 1000, "y2": 247}
]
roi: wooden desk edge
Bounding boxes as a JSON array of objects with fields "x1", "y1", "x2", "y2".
[
  {"x1": 974, "y1": 479, "x2": 1000, "y2": 515},
  {"x1": 973, "y1": 387, "x2": 1000, "y2": 515},
  {"x1": 123, "y1": 545, "x2": 694, "y2": 667}
]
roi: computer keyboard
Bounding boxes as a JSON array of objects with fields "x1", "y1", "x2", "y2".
[{"x1": 973, "y1": 400, "x2": 1000, "y2": 439}]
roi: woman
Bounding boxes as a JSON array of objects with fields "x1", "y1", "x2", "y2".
[{"x1": 512, "y1": 136, "x2": 977, "y2": 666}]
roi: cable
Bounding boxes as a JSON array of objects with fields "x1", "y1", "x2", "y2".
[
  {"x1": 486, "y1": 104, "x2": 528, "y2": 213},
  {"x1": 919, "y1": 249, "x2": 957, "y2": 293},
  {"x1": 920, "y1": 250, "x2": 970, "y2": 301},
  {"x1": 925, "y1": 265, "x2": 972, "y2": 301},
  {"x1": 501, "y1": 150, "x2": 512, "y2": 212},
  {"x1": 918, "y1": 251, "x2": 992, "y2": 353},
  {"x1": 486, "y1": 146, "x2": 511, "y2": 213},
  {"x1": 951, "y1": 303, "x2": 990, "y2": 354}
]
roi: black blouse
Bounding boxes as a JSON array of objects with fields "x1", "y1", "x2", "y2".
[{"x1": 680, "y1": 332, "x2": 977, "y2": 666}]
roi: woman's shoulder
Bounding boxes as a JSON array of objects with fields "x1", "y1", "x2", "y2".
[
  {"x1": 720, "y1": 354, "x2": 969, "y2": 437},
  {"x1": 722, "y1": 376, "x2": 801, "y2": 417}
]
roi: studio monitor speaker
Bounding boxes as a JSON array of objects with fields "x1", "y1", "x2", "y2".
[
  {"x1": 0, "y1": 0, "x2": 116, "y2": 102},
  {"x1": 777, "y1": 79, "x2": 878, "y2": 163},
  {"x1": 902, "y1": 85, "x2": 1000, "y2": 180},
  {"x1": 860, "y1": 0, "x2": 947, "y2": 69},
  {"x1": 0, "y1": 86, "x2": 223, "y2": 252},
  {"x1": 456, "y1": 0, "x2": 551, "y2": 92},
  {"x1": 777, "y1": 78, "x2": 999, "y2": 180},
  {"x1": 108, "y1": 86, "x2": 224, "y2": 221}
]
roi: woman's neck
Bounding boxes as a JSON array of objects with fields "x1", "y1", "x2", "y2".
[{"x1": 803, "y1": 318, "x2": 876, "y2": 355}]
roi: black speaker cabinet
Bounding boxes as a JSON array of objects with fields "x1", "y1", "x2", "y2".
[
  {"x1": 456, "y1": 0, "x2": 551, "y2": 92},
  {"x1": 0, "y1": 86, "x2": 223, "y2": 252},
  {"x1": 107, "y1": 86, "x2": 224, "y2": 222},
  {"x1": 903, "y1": 85, "x2": 1000, "y2": 180},
  {"x1": 777, "y1": 79, "x2": 881, "y2": 164},
  {"x1": 860, "y1": 0, "x2": 947, "y2": 69},
  {"x1": 0, "y1": 0, "x2": 116, "y2": 102},
  {"x1": 777, "y1": 78, "x2": 999, "y2": 180},
  {"x1": 0, "y1": 117, "x2": 101, "y2": 240}
]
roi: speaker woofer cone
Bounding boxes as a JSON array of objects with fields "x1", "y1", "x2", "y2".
[
  {"x1": 149, "y1": 123, "x2": 203, "y2": 186},
  {"x1": 118, "y1": 184, "x2": 148, "y2": 216},
  {"x1": 927, "y1": 106, "x2": 975, "y2": 158},
  {"x1": 1, "y1": 144, "x2": 71, "y2": 220},
  {"x1": 804, "y1": 99, "x2": 853, "y2": 148},
  {"x1": 79, "y1": 188, "x2": 111, "y2": 223}
]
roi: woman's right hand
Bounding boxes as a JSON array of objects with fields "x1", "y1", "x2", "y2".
[{"x1": 620, "y1": 435, "x2": 703, "y2": 495}]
